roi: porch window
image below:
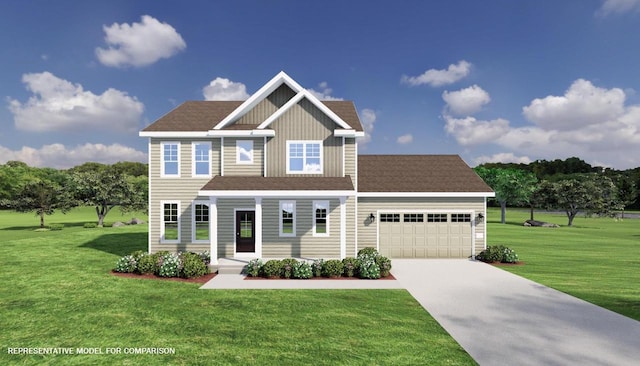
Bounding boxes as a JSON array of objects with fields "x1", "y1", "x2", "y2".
[
  {"x1": 193, "y1": 142, "x2": 211, "y2": 177},
  {"x1": 286, "y1": 141, "x2": 322, "y2": 174},
  {"x1": 236, "y1": 140, "x2": 254, "y2": 164},
  {"x1": 193, "y1": 203, "x2": 209, "y2": 242},
  {"x1": 313, "y1": 200, "x2": 329, "y2": 236},
  {"x1": 162, "y1": 201, "x2": 179, "y2": 242},
  {"x1": 161, "y1": 142, "x2": 179, "y2": 177},
  {"x1": 279, "y1": 200, "x2": 296, "y2": 236}
]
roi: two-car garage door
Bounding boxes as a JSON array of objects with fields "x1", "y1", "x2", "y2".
[{"x1": 378, "y1": 212, "x2": 473, "y2": 258}]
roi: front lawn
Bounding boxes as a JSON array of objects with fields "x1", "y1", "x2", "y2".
[
  {"x1": 487, "y1": 207, "x2": 640, "y2": 321},
  {"x1": 0, "y1": 208, "x2": 474, "y2": 365}
]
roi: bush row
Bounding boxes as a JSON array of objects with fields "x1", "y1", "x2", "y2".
[
  {"x1": 114, "y1": 250, "x2": 210, "y2": 279},
  {"x1": 476, "y1": 245, "x2": 519, "y2": 263},
  {"x1": 245, "y1": 247, "x2": 392, "y2": 279}
]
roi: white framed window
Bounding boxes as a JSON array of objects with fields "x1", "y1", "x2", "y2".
[
  {"x1": 313, "y1": 200, "x2": 329, "y2": 236},
  {"x1": 192, "y1": 202, "x2": 209, "y2": 242},
  {"x1": 192, "y1": 142, "x2": 211, "y2": 177},
  {"x1": 161, "y1": 201, "x2": 180, "y2": 243},
  {"x1": 236, "y1": 140, "x2": 254, "y2": 164},
  {"x1": 286, "y1": 140, "x2": 323, "y2": 174},
  {"x1": 279, "y1": 200, "x2": 296, "y2": 237},
  {"x1": 161, "y1": 142, "x2": 180, "y2": 177}
]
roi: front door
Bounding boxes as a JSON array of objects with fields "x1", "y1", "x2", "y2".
[{"x1": 235, "y1": 211, "x2": 255, "y2": 253}]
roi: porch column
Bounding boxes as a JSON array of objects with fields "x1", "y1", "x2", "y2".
[
  {"x1": 255, "y1": 197, "x2": 263, "y2": 258},
  {"x1": 339, "y1": 196, "x2": 346, "y2": 259},
  {"x1": 209, "y1": 197, "x2": 218, "y2": 265}
]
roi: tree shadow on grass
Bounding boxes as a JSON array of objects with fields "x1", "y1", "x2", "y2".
[
  {"x1": 1, "y1": 221, "x2": 89, "y2": 231},
  {"x1": 80, "y1": 231, "x2": 147, "y2": 257}
]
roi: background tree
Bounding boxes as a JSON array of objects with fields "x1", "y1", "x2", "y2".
[
  {"x1": 612, "y1": 174, "x2": 637, "y2": 218},
  {"x1": 474, "y1": 167, "x2": 538, "y2": 224},
  {"x1": 10, "y1": 174, "x2": 76, "y2": 228}
]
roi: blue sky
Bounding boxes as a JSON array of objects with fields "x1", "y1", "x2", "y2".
[{"x1": 1, "y1": 0, "x2": 640, "y2": 169}]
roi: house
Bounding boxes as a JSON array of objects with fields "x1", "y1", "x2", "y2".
[{"x1": 139, "y1": 71, "x2": 494, "y2": 264}]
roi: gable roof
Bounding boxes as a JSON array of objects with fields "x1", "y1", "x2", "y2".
[{"x1": 358, "y1": 155, "x2": 494, "y2": 196}]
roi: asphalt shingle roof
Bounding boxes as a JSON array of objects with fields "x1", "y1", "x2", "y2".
[{"x1": 201, "y1": 176, "x2": 355, "y2": 191}]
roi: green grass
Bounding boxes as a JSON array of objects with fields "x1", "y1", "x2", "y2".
[
  {"x1": 0, "y1": 208, "x2": 474, "y2": 365},
  {"x1": 487, "y1": 207, "x2": 640, "y2": 321}
]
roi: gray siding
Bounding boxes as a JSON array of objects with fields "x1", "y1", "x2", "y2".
[
  {"x1": 216, "y1": 198, "x2": 255, "y2": 257},
  {"x1": 222, "y1": 137, "x2": 263, "y2": 176},
  {"x1": 235, "y1": 84, "x2": 296, "y2": 125},
  {"x1": 344, "y1": 137, "x2": 356, "y2": 183}
]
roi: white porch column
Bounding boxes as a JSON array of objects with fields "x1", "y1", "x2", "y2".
[
  {"x1": 209, "y1": 197, "x2": 218, "y2": 265},
  {"x1": 255, "y1": 197, "x2": 263, "y2": 258},
  {"x1": 339, "y1": 196, "x2": 346, "y2": 259}
]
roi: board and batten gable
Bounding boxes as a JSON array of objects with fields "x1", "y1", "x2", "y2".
[{"x1": 234, "y1": 84, "x2": 296, "y2": 125}]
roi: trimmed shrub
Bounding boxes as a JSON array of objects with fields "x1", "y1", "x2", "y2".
[
  {"x1": 137, "y1": 253, "x2": 157, "y2": 274},
  {"x1": 292, "y1": 261, "x2": 313, "y2": 279},
  {"x1": 83, "y1": 223, "x2": 97, "y2": 229},
  {"x1": 342, "y1": 257, "x2": 360, "y2": 277},
  {"x1": 246, "y1": 258, "x2": 263, "y2": 277},
  {"x1": 358, "y1": 248, "x2": 381, "y2": 279},
  {"x1": 261, "y1": 259, "x2": 283, "y2": 278},
  {"x1": 322, "y1": 259, "x2": 345, "y2": 278},
  {"x1": 376, "y1": 256, "x2": 392, "y2": 277},
  {"x1": 501, "y1": 247, "x2": 519, "y2": 263},
  {"x1": 158, "y1": 252, "x2": 182, "y2": 277},
  {"x1": 114, "y1": 255, "x2": 137, "y2": 273},
  {"x1": 180, "y1": 252, "x2": 209, "y2": 278},
  {"x1": 311, "y1": 259, "x2": 324, "y2": 277},
  {"x1": 280, "y1": 258, "x2": 298, "y2": 279},
  {"x1": 357, "y1": 247, "x2": 379, "y2": 257},
  {"x1": 198, "y1": 251, "x2": 211, "y2": 265},
  {"x1": 49, "y1": 223, "x2": 64, "y2": 231},
  {"x1": 476, "y1": 245, "x2": 519, "y2": 263}
]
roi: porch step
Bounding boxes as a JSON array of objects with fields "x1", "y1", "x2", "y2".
[{"x1": 215, "y1": 264, "x2": 246, "y2": 275}]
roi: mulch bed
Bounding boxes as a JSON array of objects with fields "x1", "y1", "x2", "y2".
[
  {"x1": 245, "y1": 274, "x2": 396, "y2": 280},
  {"x1": 110, "y1": 271, "x2": 216, "y2": 284}
]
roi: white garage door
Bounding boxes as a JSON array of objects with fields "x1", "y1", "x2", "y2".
[{"x1": 378, "y1": 213, "x2": 472, "y2": 258}]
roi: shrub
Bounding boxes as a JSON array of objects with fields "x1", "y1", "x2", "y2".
[
  {"x1": 342, "y1": 257, "x2": 360, "y2": 277},
  {"x1": 311, "y1": 259, "x2": 324, "y2": 277},
  {"x1": 261, "y1": 259, "x2": 283, "y2": 278},
  {"x1": 48, "y1": 223, "x2": 64, "y2": 231},
  {"x1": 246, "y1": 258, "x2": 263, "y2": 277},
  {"x1": 83, "y1": 223, "x2": 97, "y2": 229},
  {"x1": 322, "y1": 259, "x2": 345, "y2": 278},
  {"x1": 137, "y1": 253, "x2": 157, "y2": 274},
  {"x1": 357, "y1": 247, "x2": 379, "y2": 257},
  {"x1": 158, "y1": 252, "x2": 182, "y2": 277},
  {"x1": 114, "y1": 255, "x2": 137, "y2": 273},
  {"x1": 198, "y1": 251, "x2": 211, "y2": 265},
  {"x1": 358, "y1": 249, "x2": 381, "y2": 279},
  {"x1": 292, "y1": 261, "x2": 313, "y2": 279},
  {"x1": 180, "y1": 252, "x2": 209, "y2": 278},
  {"x1": 280, "y1": 258, "x2": 298, "y2": 279},
  {"x1": 376, "y1": 256, "x2": 392, "y2": 277},
  {"x1": 501, "y1": 247, "x2": 519, "y2": 263},
  {"x1": 476, "y1": 245, "x2": 519, "y2": 263}
]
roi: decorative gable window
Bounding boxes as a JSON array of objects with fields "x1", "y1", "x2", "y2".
[
  {"x1": 313, "y1": 200, "x2": 329, "y2": 236},
  {"x1": 162, "y1": 142, "x2": 179, "y2": 177},
  {"x1": 286, "y1": 141, "x2": 322, "y2": 174},
  {"x1": 279, "y1": 200, "x2": 296, "y2": 237},
  {"x1": 236, "y1": 140, "x2": 254, "y2": 164},
  {"x1": 192, "y1": 142, "x2": 211, "y2": 177}
]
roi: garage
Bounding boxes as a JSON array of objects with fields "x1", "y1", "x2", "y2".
[{"x1": 378, "y1": 212, "x2": 473, "y2": 258}]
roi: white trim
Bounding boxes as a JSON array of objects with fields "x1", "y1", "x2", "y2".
[
  {"x1": 483, "y1": 197, "x2": 488, "y2": 251},
  {"x1": 220, "y1": 137, "x2": 225, "y2": 176},
  {"x1": 199, "y1": 190, "x2": 356, "y2": 198},
  {"x1": 140, "y1": 131, "x2": 208, "y2": 137},
  {"x1": 209, "y1": 197, "x2": 218, "y2": 265},
  {"x1": 341, "y1": 136, "x2": 345, "y2": 178},
  {"x1": 147, "y1": 138, "x2": 152, "y2": 253},
  {"x1": 233, "y1": 208, "x2": 256, "y2": 257},
  {"x1": 263, "y1": 136, "x2": 267, "y2": 177},
  {"x1": 354, "y1": 141, "x2": 358, "y2": 190},
  {"x1": 255, "y1": 198, "x2": 263, "y2": 258},
  {"x1": 160, "y1": 141, "x2": 180, "y2": 178},
  {"x1": 191, "y1": 200, "x2": 210, "y2": 243},
  {"x1": 208, "y1": 129, "x2": 275, "y2": 137},
  {"x1": 236, "y1": 140, "x2": 254, "y2": 164},
  {"x1": 279, "y1": 200, "x2": 296, "y2": 237},
  {"x1": 334, "y1": 129, "x2": 365, "y2": 137},
  {"x1": 286, "y1": 140, "x2": 323, "y2": 174},
  {"x1": 192, "y1": 141, "x2": 212, "y2": 178},
  {"x1": 358, "y1": 192, "x2": 495, "y2": 198},
  {"x1": 339, "y1": 197, "x2": 346, "y2": 259},
  {"x1": 160, "y1": 200, "x2": 180, "y2": 244},
  {"x1": 312, "y1": 200, "x2": 330, "y2": 237}
]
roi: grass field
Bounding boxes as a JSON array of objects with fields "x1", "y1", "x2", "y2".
[
  {"x1": 486, "y1": 207, "x2": 640, "y2": 321},
  {"x1": 0, "y1": 207, "x2": 474, "y2": 365}
]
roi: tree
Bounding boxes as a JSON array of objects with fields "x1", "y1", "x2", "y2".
[
  {"x1": 10, "y1": 177, "x2": 75, "y2": 228},
  {"x1": 72, "y1": 167, "x2": 147, "y2": 227},
  {"x1": 612, "y1": 174, "x2": 637, "y2": 218},
  {"x1": 474, "y1": 167, "x2": 538, "y2": 224}
]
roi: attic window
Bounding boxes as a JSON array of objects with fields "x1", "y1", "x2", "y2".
[{"x1": 286, "y1": 141, "x2": 322, "y2": 174}]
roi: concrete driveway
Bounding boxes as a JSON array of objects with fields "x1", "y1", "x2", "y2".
[{"x1": 391, "y1": 259, "x2": 640, "y2": 366}]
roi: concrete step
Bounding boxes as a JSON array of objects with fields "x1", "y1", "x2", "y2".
[{"x1": 214, "y1": 265, "x2": 246, "y2": 275}]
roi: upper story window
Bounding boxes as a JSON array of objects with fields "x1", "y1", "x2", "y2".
[
  {"x1": 287, "y1": 141, "x2": 322, "y2": 174},
  {"x1": 192, "y1": 142, "x2": 211, "y2": 177},
  {"x1": 236, "y1": 140, "x2": 254, "y2": 164},
  {"x1": 162, "y1": 142, "x2": 179, "y2": 177}
]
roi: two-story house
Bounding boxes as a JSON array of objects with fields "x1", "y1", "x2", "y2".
[{"x1": 140, "y1": 72, "x2": 494, "y2": 264}]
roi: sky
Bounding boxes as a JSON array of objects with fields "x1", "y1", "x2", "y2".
[{"x1": 1, "y1": 0, "x2": 640, "y2": 170}]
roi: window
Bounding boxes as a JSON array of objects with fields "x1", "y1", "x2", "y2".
[
  {"x1": 287, "y1": 141, "x2": 322, "y2": 174},
  {"x1": 192, "y1": 142, "x2": 211, "y2": 177},
  {"x1": 193, "y1": 203, "x2": 209, "y2": 242},
  {"x1": 313, "y1": 201, "x2": 329, "y2": 236},
  {"x1": 427, "y1": 214, "x2": 448, "y2": 222},
  {"x1": 380, "y1": 214, "x2": 400, "y2": 222},
  {"x1": 404, "y1": 214, "x2": 424, "y2": 222},
  {"x1": 162, "y1": 202, "x2": 179, "y2": 242},
  {"x1": 236, "y1": 140, "x2": 254, "y2": 164},
  {"x1": 279, "y1": 201, "x2": 296, "y2": 236},
  {"x1": 451, "y1": 213, "x2": 471, "y2": 222},
  {"x1": 162, "y1": 142, "x2": 179, "y2": 177}
]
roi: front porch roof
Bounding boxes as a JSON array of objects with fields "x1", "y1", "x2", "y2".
[{"x1": 198, "y1": 176, "x2": 355, "y2": 197}]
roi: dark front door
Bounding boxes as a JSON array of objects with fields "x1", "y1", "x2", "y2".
[{"x1": 236, "y1": 211, "x2": 255, "y2": 253}]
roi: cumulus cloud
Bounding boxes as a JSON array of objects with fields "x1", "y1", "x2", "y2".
[
  {"x1": 203, "y1": 77, "x2": 250, "y2": 101},
  {"x1": 596, "y1": 0, "x2": 640, "y2": 16},
  {"x1": 396, "y1": 134, "x2": 413, "y2": 144},
  {"x1": 8, "y1": 72, "x2": 144, "y2": 132},
  {"x1": 358, "y1": 108, "x2": 377, "y2": 146},
  {"x1": 444, "y1": 115, "x2": 511, "y2": 146},
  {"x1": 308, "y1": 82, "x2": 344, "y2": 101},
  {"x1": 473, "y1": 153, "x2": 532, "y2": 166},
  {"x1": 402, "y1": 60, "x2": 471, "y2": 87},
  {"x1": 0, "y1": 143, "x2": 147, "y2": 169},
  {"x1": 442, "y1": 85, "x2": 491, "y2": 116},
  {"x1": 96, "y1": 15, "x2": 186, "y2": 68}
]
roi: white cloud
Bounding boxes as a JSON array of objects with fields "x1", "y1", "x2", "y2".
[
  {"x1": 96, "y1": 15, "x2": 186, "y2": 68},
  {"x1": 396, "y1": 134, "x2": 413, "y2": 144},
  {"x1": 473, "y1": 153, "x2": 532, "y2": 166},
  {"x1": 8, "y1": 72, "x2": 144, "y2": 132},
  {"x1": 203, "y1": 77, "x2": 250, "y2": 101},
  {"x1": 358, "y1": 108, "x2": 377, "y2": 146},
  {"x1": 522, "y1": 79, "x2": 625, "y2": 131},
  {"x1": 402, "y1": 60, "x2": 471, "y2": 87},
  {"x1": 442, "y1": 85, "x2": 491, "y2": 116},
  {"x1": 596, "y1": 0, "x2": 640, "y2": 16},
  {"x1": 0, "y1": 143, "x2": 146, "y2": 169},
  {"x1": 444, "y1": 115, "x2": 511, "y2": 146},
  {"x1": 307, "y1": 82, "x2": 344, "y2": 101}
]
